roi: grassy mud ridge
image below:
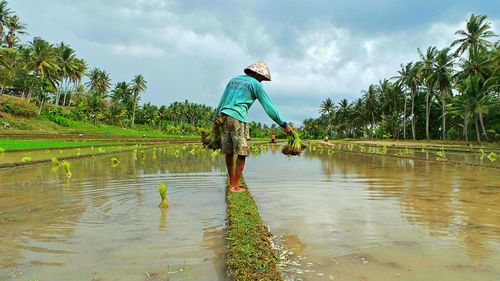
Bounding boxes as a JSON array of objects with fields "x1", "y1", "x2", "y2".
[{"x1": 225, "y1": 178, "x2": 283, "y2": 281}]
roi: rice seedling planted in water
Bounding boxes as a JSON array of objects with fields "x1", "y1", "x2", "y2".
[
  {"x1": 0, "y1": 147, "x2": 5, "y2": 153},
  {"x1": 51, "y1": 157, "x2": 60, "y2": 166},
  {"x1": 111, "y1": 157, "x2": 120, "y2": 166},
  {"x1": 487, "y1": 152, "x2": 496, "y2": 162},
  {"x1": 436, "y1": 146, "x2": 447, "y2": 161},
  {"x1": 282, "y1": 131, "x2": 306, "y2": 156},
  {"x1": 21, "y1": 156, "x2": 32, "y2": 163},
  {"x1": 60, "y1": 161, "x2": 72, "y2": 178},
  {"x1": 158, "y1": 182, "x2": 168, "y2": 208}
]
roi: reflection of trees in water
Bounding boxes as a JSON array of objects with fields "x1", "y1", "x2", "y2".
[
  {"x1": 305, "y1": 149, "x2": 499, "y2": 260},
  {"x1": 138, "y1": 145, "x2": 225, "y2": 174},
  {"x1": 454, "y1": 178, "x2": 499, "y2": 260}
]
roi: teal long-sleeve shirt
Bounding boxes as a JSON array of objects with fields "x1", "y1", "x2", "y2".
[{"x1": 215, "y1": 75, "x2": 287, "y2": 127}]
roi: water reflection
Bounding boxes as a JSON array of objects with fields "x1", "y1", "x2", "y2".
[{"x1": 247, "y1": 147, "x2": 500, "y2": 281}]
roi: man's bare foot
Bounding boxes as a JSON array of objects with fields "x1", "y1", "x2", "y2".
[{"x1": 229, "y1": 186, "x2": 246, "y2": 192}]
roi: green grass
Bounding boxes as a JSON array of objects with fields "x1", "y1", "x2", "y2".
[
  {"x1": 0, "y1": 139, "x2": 125, "y2": 151},
  {"x1": 225, "y1": 178, "x2": 282, "y2": 281},
  {"x1": 57, "y1": 120, "x2": 199, "y2": 138},
  {"x1": 0, "y1": 115, "x2": 200, "y2": 139}
]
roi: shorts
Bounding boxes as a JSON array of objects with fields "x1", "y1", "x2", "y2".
[{"x1": 220, "y1": 115, "x2": 250, "y2": 156}]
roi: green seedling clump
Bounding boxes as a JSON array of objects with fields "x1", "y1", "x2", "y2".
[
  {"x1": 51, "y1": 157, "x2": 60, "y2": 166},
  {"x1": 282, "y1": 130, "x2": 306, "y2": 156},
  {"x1": 201, "y1": 129, "x2": 221, "y2": 151},
  {"x1": 487, "y1": 152, "x2": 496, "y2": 162},
  {"x1": 436, "y1": 146, "x2": 447, "y2": 161},
  {"x1": 0, "y1": 147, "x2": 5, "y2": 153},
  {"x1": 111, "y1": 157, "x2": 120, "y2": 166},
  {"x1": 158, "y1": 182, "x2": 168, "y2": 208},
  {"x1": 21, "y1": 156, "x2": 32, "y2": 163},
  {"x1": 61, "y1": 161, "x2": 72, "y2": 178}
]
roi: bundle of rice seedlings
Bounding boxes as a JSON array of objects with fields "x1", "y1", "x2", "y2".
[
  {"x1": 282, "y1": 131, "x2": 307, "y2": 156},
  {"x1": 61, "y1": 161, "x2": 72, "y2": 178},
  {"x1": 200, "y1": 119, "x2": 222, "y2": 151},
  {"x1": 158, "y1": 182, "x2": 168, "y2": 208}
]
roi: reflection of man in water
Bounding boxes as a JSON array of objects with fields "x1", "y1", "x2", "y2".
[{"x1": 215, "y1": 61, "x2": 293, "y2": 192}]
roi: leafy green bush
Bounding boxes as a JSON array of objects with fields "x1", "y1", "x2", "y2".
[
  {"x1": 44, "y1": 113, "x2": 75, "y2": 127},
  {"x1": 446, "y1": 128, "x2": 460, "y2": 140},
  {"x1": 42, "y1": 108, "x2": 79, "y2": 127},
  {"x1": 1, "y1": 98, "x2": 38, "y2": 117},
  {"x1": 374, "y1": 126, "x2": 388, "y2": 139}
]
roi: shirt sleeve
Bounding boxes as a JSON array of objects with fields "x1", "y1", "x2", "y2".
[{"x1": 253, "y1": 82, "x2": 286, "y2": 127}]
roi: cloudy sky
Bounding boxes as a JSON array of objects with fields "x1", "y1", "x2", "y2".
[{"x1": 11, "y1": 0, "x2": 500, "y2": 125}]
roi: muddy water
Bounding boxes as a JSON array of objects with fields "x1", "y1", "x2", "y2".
[
  {"x1": 0, "y1": 145, "x2": 227, "y2": 281},
  {"x1": 0, "y1": 144, "x2": 153, "y2": 166},
  {"x1": 246, "y1": 145, "x2": 500, "y2": 281}
]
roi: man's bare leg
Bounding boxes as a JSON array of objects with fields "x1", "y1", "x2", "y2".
[{"x1": 230, "y1": 155, "x2": 246, "y2": 192}]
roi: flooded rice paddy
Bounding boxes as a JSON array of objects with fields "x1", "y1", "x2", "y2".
[
  {"x1": 0, "y1": 144, "x2": 154, "y2": 167},
  {"x1": 246, "y1": 145, "x2": 499, "y2": 281},
  {"x1": 0, "y1": 146, "x2": 227, "y2": 281},
  {"x1": 1, "y1": 144, "x2": 499, "y2": 280}
]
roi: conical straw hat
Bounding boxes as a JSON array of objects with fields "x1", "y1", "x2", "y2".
[{"x1": 244, "y1": 61, "x2": 271, "y2": 81}]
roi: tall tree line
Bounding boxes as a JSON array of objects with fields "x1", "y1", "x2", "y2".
[
  {"x1": 305, "y1": 14, "x2": 499, "y2": 143},
  {"x1": 0, "y1": 1, "x2": 213, "y2": 133}
]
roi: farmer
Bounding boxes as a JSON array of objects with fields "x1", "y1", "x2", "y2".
[
  {"x1": 271, "y1": 134, "x2": 277, "y2": 143},
  {"x1": 215, "y1": 61, "x2": 292, "y2": 192}
]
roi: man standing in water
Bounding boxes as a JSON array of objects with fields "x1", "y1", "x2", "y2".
[{"x1": 215, "y1": 61, "x2": 292, "y2": 192}]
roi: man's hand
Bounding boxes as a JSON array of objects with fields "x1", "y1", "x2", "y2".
[{"x1": 283, "y1": 124, "x2": 293, "y2": 134}]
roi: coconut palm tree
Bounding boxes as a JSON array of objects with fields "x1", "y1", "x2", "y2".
[
  {"x1": 431, "y1": 48, "x2": 455, "y2": 140},
  {"x1": 456, "y1": 46, "x2": 495, "y2": 140},
  {"x1": 157, "y1": 105, "x2": 168, "y2": 130},
  {"x1": 319, "y1": 97, "x2": 335, "y2": 136},
  {"x1": 0, "y1": 0, "x2": 11, "y2": 40},
  {"x1": 377, "y1": 79, "x2": 394, "y2": 115},
  {"x1": 352, "y1": 98, "x2": 366, "y2": 137},
  {"x1": 0, "y1": 47, "x2": 17, "y2": 94},
  {"x1": 451, "y1": 14, "x2": 496, "y2": 56},
  {"x1": 55, "y1": 43, "x2": 79, "y2": 105},
  {"x1": 84, "y1": 93, "x2": 106, "y2": 124},
  {"x1": 418, "y1": 46, "x2": 438, "y2": 140},
  {"x1": 451, "y1": 74, "x2": 493, "y2": 143},
  {"x1": 336, "y1": 99, "x2": 351, "y2": 137},
  {"x1": 394, "y1": 62, "x2": 421, "y2": 140},
  {"x1": 24, "y1": 38, "x2": 58, "y2": 77},
  {"x1": 4, "y1": 15, "x2": 27, "y2": 48},
  {"x1": 22, "y1": 37, "x2": 59, "y2": 101},
  {"x1": 86, "y1": 68, "x2": 111, "y2": 96},
  {"x1": 111, "y1": 81, "x2": 130, "y2": 104},
  {"x1": 361, "y1": 84, "x2": 379, "y2": 139},
  {"x1": 130, "y1": 74, "x2": 147, "y2": 127},
  {"x1": 63, "y1": 58, "x2": 86, "y2": 105}
]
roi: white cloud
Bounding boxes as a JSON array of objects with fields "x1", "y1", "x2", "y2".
[
  {"x1": 111, "y1": 43, "x2": 166, "y2": 57},
  {"x1": 10, "y1": 0, "x2": 499, "y2": 126}
]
